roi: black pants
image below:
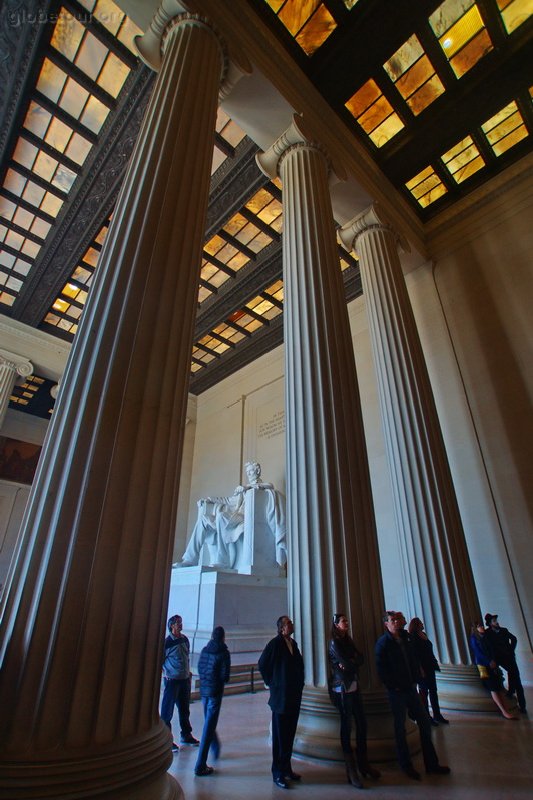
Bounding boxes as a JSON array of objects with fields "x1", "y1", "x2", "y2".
[
  {"x1": 503, "y1": 659, "x2": 526, "y2": 711},
  {"x1": 271, "y1": 703, "x2": 301, "y2": 780},
  {"x1": 418, "y1": 670, "x2": 442, "y2": 718},
  {"x1": 387, "y1": 687, "x2": 440, "y2": 771},
  {"x1": 333, "y1": 689, "x2": 368, "y2": 756}
]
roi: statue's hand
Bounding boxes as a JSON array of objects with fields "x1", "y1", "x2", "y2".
[{"x1": 234, "y1": 485, "x2": 245, "y2": 495}]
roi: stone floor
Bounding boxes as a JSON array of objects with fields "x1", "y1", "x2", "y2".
[{"x1": 167, "y1": 686, "x2": 532, "y2": 799}]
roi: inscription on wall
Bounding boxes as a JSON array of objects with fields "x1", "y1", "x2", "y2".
[{"x1": 258, "y1": 410, "x2": 285, "y2": 440}]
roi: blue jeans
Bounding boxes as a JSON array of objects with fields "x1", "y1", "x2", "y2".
[
  {"x1": 387, "y1": 686, "x2": 439, "y2": 770},
  {"x1": 195, "y1": 695, "x2": 222, "y2": 771},
  {"x1": 160, "y1": 677, "x2": 192, "y2": 738}
]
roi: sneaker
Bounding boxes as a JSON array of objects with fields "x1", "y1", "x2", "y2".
[
  {"x1": 195, "y1": 766, "x2": 214, "y2": 776},
  {"x1": 181, "y1": 734, "x2": 200, "y2": 745},
  {"x1": 171, "y1": 742, "x2": 180, "y2": 753},
  {"x1": 433, "y1": 715, "x2": 449, "y2": 725}
]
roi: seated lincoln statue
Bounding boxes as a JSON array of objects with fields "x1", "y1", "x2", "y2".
[{"x1": 179, "y1": 461, "x2": 286, "y2": 571}]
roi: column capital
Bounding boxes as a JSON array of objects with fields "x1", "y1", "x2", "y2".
[
  {"x1": 135, "y1": 1, "x2": 251, "y2": 100},
  {"x1": 0, "y1": 348, "x2": 33, "y2": 378},
  {"x1": 256, "y1": 114, "x2": 346, "y2": 182},
  {"x1": 339, "y1": 202, "x2": 409, "y2": 255}
]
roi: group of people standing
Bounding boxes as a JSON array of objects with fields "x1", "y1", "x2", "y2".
[
  {"x1": 257, "y1": 610, "x2": 451, "y2": 788},
  {"x1": 160, "y1": 608, "x2": 524, "y2": 789}
]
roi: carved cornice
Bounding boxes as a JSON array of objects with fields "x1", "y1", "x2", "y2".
[
  {"x1": 0, "y1": 0, "x2": 54, "y2": 166},
  {"x1": 13, "y1": 64, "x2": 155, "y2": 325}
]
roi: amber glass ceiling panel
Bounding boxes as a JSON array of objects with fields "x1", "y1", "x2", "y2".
[
  {"x1": 496, "y1": 0, "x2": 533, "y2": 34},
  {"x1": 0, "y1": 1, "x2": 141, "y2": 311},
  {"x1": 198, "y1": 183, "x2": 283, "y2": 305},
  {"x1": 405, "y1": 166, "x2": 447, "y2": 208},
  {"x1": 44, "y1": 218, "x2": 107, "y2": 335},
  {"x1": 212, "y1": 108, "x2": 246, "y2": 173},
  {"x1": 265, "y1": 0, "x2": 337, "y2": 55},
  {"x1": 345, "y1": 79, "x2": 405, "y2": 147},
  {"x1": 481, "y1": 101, "x2": 528, "y2": 155},
  {"x1": 384, "y1": 36, "x2": 445, "y2": 116},
  {"x1": 441, "y1": 136, "x2": 484, "y2": 183},
  {"x1": 429, "y1": 0, "x2": 493, "y2": 78}
]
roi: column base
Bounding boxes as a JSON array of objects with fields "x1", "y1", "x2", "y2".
[
  {"x1": 437, "y1": 664, "x2": 501, "y2": 711},
  {"x1": 94, "y1": 773, "x2": 183, "y2": 800},
  {"x1": 293, "y1": 686, "x2": 418, "y2": 763},
  {"x1": 0, "y1": 725, "x2": 182, "y2": 800}
]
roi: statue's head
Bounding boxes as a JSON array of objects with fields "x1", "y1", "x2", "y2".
[{"x1": 244, "y1": 461, "x2": 261, "y2": 483}]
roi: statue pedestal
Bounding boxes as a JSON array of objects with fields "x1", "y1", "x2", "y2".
[{"x1": 168, "y1": 565, "x2": 287, "y2": 655}]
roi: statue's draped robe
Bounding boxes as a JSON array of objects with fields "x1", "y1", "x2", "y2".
[{"x1": 181, "y1": 483, "x2": 286, "y2": 568}]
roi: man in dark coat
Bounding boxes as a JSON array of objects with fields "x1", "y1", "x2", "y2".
[
  {"x1": 375, "y1": 611, "x2": 450, "y2": 781},
  {"x1": 258, "y1": 615, "x2": 305, "y2": 789},
  {"x1": 194, "y1": 626, "x2": 231, "y2": 776},
  {"x1": 484, "y1": 613, "x2": 526, "y2": 713}
]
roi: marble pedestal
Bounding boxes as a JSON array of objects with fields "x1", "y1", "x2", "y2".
[{"x1": 168, "y1": 565, "x2": 287, "y2": 655}]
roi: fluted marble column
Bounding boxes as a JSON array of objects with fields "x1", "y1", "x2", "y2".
[
  {"x1": 340, "y1": 204, "x2": 484, "y2": 709},
  {"x1": 0, "y1": 5, "x2": 244, "y2": 798},
  {"x1": 257, "y1": 117, "x2": 397, "y2": 760},
  {"x1": 0, "y1": 349, "x2": 33, "y2": 430}
]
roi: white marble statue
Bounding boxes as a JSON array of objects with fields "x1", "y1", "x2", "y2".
[{"x1": 179, "y1": 462, "x2": 286, "y2": 571}]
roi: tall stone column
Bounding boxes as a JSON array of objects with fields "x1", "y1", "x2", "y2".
[
  {"x1": 0, "y1": 5, "x2": 245, "y2": 798},
  {"x1": 0, "y1": 349, "x2": 33, "y2": 430},
  {"x1": 340, "y1": 204, "x2": 484, "y2": 709},
  {"x1": 257, "y1": 117, "x2": 393, "y2": 760}
]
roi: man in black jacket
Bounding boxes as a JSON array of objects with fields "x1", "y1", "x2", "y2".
[
  {"x1": 375, "y1": 611, "x2": 450, "y2": 781},
  {"x1": 194, "y1": 626, "x2": 231, "y2": 776},
  {"x1": 258, "y1": 616, "x2": 305, "y2": 789},
  {"x1": 484, "y1": 613, "x2": 526, "y2": 713}
]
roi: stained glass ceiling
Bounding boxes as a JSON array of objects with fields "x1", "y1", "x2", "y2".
[
  {"x1": 1, "y1": 1, "x2": 357, "y2": 395},
  {"x1": 3, "y1": 0, "x2": 532, "y2": 409},
  {"x1": 261, "y1": 0, "x2": 533, "y2": 214}
]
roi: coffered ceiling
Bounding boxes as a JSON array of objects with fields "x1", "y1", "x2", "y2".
[{"x1": 1, "y1": 0, "x2": 531, "y2": 418}]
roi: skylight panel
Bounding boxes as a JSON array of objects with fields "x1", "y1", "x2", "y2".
[
  {"x1": 265, "y1": 0, "x2": 337, "y2": 55},
  {"x1": 441, "y1": 136, "x2": 485, "y2": 182},
  {"x1": 384, "y1": 36, "x2": 445, "y2": 116},
  {"x1": 481, "y1": 101, "x2": 528, "y2": 155},
  {"x1": 405, "y1": 166, "x2": 448, "y2": 207},
  {"x1": 429, "y1": 0, "x2": 493, "y2": 78},
  {"x1": 496, "y1": 0, "x2": 533, "y2": 34},
  {"x1": 345, "y1": 79, "x2": 405, "y2": 147},
  {"x1": 0, "y1": 2, "x2": 141, "y2": 310}
]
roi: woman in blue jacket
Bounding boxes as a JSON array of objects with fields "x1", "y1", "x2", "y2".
[
  {"x1": 469, "y1": 622, "x2": 517, "y2": 720},
  {"x1": 194, "y1": 626, "x2": 231, "y2": 776}
]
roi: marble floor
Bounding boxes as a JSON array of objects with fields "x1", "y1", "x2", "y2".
[{"x1": 167, "y1": 687, "x2": 532, "y2": 799}]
